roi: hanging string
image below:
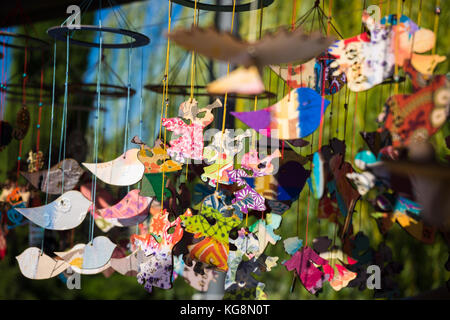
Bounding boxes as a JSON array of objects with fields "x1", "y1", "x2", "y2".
[
  {"x1": 189, "y1": 0, "x2": 198, "y2": 102},
  {"x1": 318, "y1": 0, "x2": 333, "y2": 150},
  {"x1": 57, "y1": 35, "x2": 70, "y2": 195},
  {"x1": 431, "y1": 0, "x2": 440, "y2": 56},
  {"x1": 89, "y1": 10, "x2": 103, "y2": 244},
  {"x1": 41, "y1": 42, "x2": 58, "y2": 255},
  {"x1": 123, "y1": 48, "x2": 133, "y2": 159},
  {"x1": 215, "y1": 0, "x2": 237, "y2": 193},
  {"x1": 137, "y1": 48, "x2": 144, "y2": 234},
  {"x1": 393, "y1": 0, "x2": 402, "y2": 96},
  {"x1": 159, "y1": 1, "x2": 173, "y2": 213},
  {"x1": 35, "y1": 53, "x2": 45, "y2": 156},
  {"x1": 16, "y1": 39, "x2": 29, "y2": 182},
  {"x1": 159, "y1": 1, "x2": 172, "y2": 140}
]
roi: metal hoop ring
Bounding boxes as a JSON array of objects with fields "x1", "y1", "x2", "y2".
[
  {"x1": 1, "y1": 83, "x2": 54, "y2": 99},
  {"x1": 171, "y1": 0, "x2": 274, "y2": 12},
  {"x1": 47, "y1": 25, "x2": 150, "y2": 49},
  {"x1": 68, "y1": 83, "x2": 136, "y2": 98},
  {"x1": 144, "y1": 84, "x2": 276, "y2": 100},
  {"x1": 0, "y1": 31, "x2": 49, "y2": 50}
]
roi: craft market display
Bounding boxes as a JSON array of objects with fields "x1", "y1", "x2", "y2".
[{"x1": 0, "y1": 0, "x2": 449, "y2": 301}]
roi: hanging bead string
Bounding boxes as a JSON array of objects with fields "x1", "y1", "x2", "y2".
[
  {"x1": 16, "y1": 38, "x2": 29, "y2": 182},
  {"x1": 0, "y1": 33, "x2": 7, "y2": 121},
  {"x1": 159, "y1": 0, "x2": 173, "y2": 214},
  {"x1": 215, "y1": 0, "x2": 237, "y2": 193},
  {"x1": 431, "y1": 0, "x2": 440, "y2": 56}
]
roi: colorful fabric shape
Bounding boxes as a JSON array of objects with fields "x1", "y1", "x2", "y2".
[
  {"x1": 283, "y1": 246, "x2": 330, "y2": 294},
  {"x1": 381, "y1": 61, "x2": 450, "y2": 148},
  {"x1": 181, "y1": 206, "x2": 241, "y2": 244},
  {"x1": 136, "y1": 139, "x2": 182, "y2": 174},
  {"x1": 231, "y1": 87, "x2": 330, "y2": 140}
]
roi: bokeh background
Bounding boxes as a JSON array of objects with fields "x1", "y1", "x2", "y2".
[{"x1": 0, "y1": 0, "x2": 449, "y2": 299}]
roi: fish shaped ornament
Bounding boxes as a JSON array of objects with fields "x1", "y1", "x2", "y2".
[
  {"x1": 379, "y1": 60, "x2": 450, "y2": 148},
  {"x1": 83, "y1": 148, "x2": 145, "y2": 186},
  {"x1": 202, "y1": 129, "x2": 252, "y2": 187},
  {"x1": 182, "y1": 207, "x2": 241, "y2": 272},
  {"x1": 162, "y1": 99, "x2": 222, "y2": 163},
  {"x1": 225, "y1": 228, "x2": 260, "y2": 290},
  {"x1": 16, "y1": 191, "x2": 91, "y2": 230},
  {"x1": 21, "y1": 159, "x2": 84, "y2": 195},
  {"x1": 91, "y1": 189, "x2": 151, "y2": 228},
  {"x1": 132, "y1": 209, "x2": 188, "y2": 293},
  {"x1": 381, "y1": 14, "x2": 446, "y2": 75},
  {"x1": 54, "y1": 236, "x2": 116, "y2": 274},
  {"x1": 231, "y1": 87, "x2": 330, "y2": 140},
  {"x1": 16, "y1": 247, "x2": 70, "y2": 280},
  {"x1": 173, "y1": 255, "x2": 218, "y2": 292}
]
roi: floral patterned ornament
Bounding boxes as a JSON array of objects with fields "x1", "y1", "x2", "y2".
[
  {"x1": 225, "y1": 228, "x2": 260, "y2": 289},
  {"x1": 231, "y1": 88, "x2": 330, "y2": 140},
  {"x1": 227, "y1": 150, "x2": 281, "y2": 214},
  {"x1": 283, "y1": 246, "x2": 330, "y2": 295},
  {"x1": 379, "y1": 60, "x2": 450, "y2": 148},
  {"x1": 248, "y1": 213, "x2": 282, "y2": 258},
  {"x1": 381, "y1": 15, "x2": 446, "y2": 75},
  {"x1": 198, "y1": 191, "x2": 246, "y2": 221},
  {"x1": 173, "y1": 255, "x2": 218, "y2": 292},
  {"x1": 201, "y1": 129, "x2": 252, "y2": 187},
  {"x1": 162, "y1": 99, "x2": 222, "y2": 163},
  {"x1": 132, "y1": 136, "x2": 182, "y2": 174},
  {"x1": 132, "y1": 209, "x2": 189, "y2": 293}
]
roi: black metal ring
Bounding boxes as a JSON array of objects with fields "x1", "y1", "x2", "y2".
[
  {"x1": 144, "y1": 84, "x2": 276, "y2": 100},
  {"x1": 47, "y1": 25, "x2": 150, "y2": 49},
  {"x1": 68, "y1": 83, "x2": 136, "y2": 98},
  {"x1": 0, "y1": 83, "x2": 54, "y2": 99},
  {"x1": 171, "y1": 0, "x2": 274, "y2": 12},
  {"x1": 0, "y1": 31, "x2": 49, "y2": 50}
]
